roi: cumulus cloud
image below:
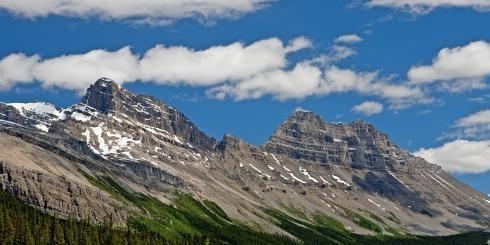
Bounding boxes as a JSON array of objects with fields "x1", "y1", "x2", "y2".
[
  {"x1": 0, "y1": 37, "x2": 308, "y2": 93},
  {"x1": 439, "y1": 109, "x2": 490, "y2": 140},
  {"x1": 34, "y1": 47, "x2": 141, "y2": 92},
  {"x1": 0, "y1": 53, "x2": 39, "y2": 90},
  {"x1": 140, "y1": 37, "x2": 306, "y2": 86},
  {"x1": 208, "y1": 64, "x2": 429, "y2": 109},
  {"x1": 367, "y1": 0, "x2": 490, "y2": 14},
  {"x1": 408, "y1": 41, "x2": 490, "y2": 83},
  {"x1": 414, "y1": 140, "x2": 490, "y2": 174},
  {"x1": 351, "y1": 101, "x2": 384, "y2": 116},
  {"x1": 0, "y1": 36, "x2": 430, "y2": 109},
  {"x1": 455, "y1": 109, "x2": 490, "y2": 128},
  {"x1": 207, "y1": 62, "x2": 323, "y2": 100},
  {"x1": 284, "y1": 36, "x2": 314, "y2": 53},
  {"x1": 0, "y1": 0, "x2": 273, "y2": 25},
  {"x1": 408, "y1": 40, "x2": 490, "y2": 92},
  {"x1": 334, "y1": 34, "x2": 363, "y2": 44}
]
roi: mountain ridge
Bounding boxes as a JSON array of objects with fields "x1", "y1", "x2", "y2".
[{"x1": 0, "y1": 77, "x2": 489, "y2": 238}]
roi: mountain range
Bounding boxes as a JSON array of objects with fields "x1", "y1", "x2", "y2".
[{"x1": 0, "y1": 78, "x2": 489, "y2": 242}]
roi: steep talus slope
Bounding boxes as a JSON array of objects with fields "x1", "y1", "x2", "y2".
[{"x1": 0, "y1": 78, "x2": 489, "y2": 239}]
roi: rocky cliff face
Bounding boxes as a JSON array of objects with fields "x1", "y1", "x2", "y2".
[
  {"x1": 0, "y1": 78, "x2": 489, "y2": 236},
  {"x1": 265, "y1": 110, "x2": 437, "y2": 173},
  {"x1": 78, "y1": 78, "x2": 216, "y2": 151}
]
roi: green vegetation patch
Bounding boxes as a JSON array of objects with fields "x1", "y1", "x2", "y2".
[
  {"x1": 3, "y1": 171, "x2": 486, "y2": 244},
  {"x1": 339, "y1": 206, "x2": 383, "y2": 233}
]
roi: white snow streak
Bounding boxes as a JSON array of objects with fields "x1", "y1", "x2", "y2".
[
  {"x1": 331, "y1": 175, "x2": 351, "y2": 187},
  {"x1": 289, "y1": 173, "x2": 307, "y2": 184}
]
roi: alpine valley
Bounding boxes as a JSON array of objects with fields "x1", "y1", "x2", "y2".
[{"x1": 0, "y1": 78, "x2": 489, "y2": 244}]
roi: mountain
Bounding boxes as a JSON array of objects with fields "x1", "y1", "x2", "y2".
[
  {"x1": 0, "y1": 101, "x2": 64, "y2": 131},
  {"x1": 0, "y1": 78, "x2": 488, "y2": 242}
]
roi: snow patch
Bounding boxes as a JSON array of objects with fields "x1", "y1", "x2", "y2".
[
  {"x1": 9, "y1": 102, "x2": 63, "y2": 118},
  {"x1": 368, "y1": 199, "x2": 385, "y2": 211},
  {"x1": 388, "y1": 171, "x2": 413, "y2": 191},
  {"x1": 319, "y1": 176, "x2": 331, "y2": 185},
  {"x1": 71, "y1": 112, "x2": 91, "y2": 122},
  {"x1": 299, "y1": 166, "x2": 318, "y2": 183},
  {"x1": 249, "y1": 164, "x2": 263, "y2": 174},
  {"x1": 34, "y1": 124, "x2": 49, "y2": 132},
  {"x1": 331, "y1": 175, "x2": 351, "y2": 187},
  {"x1": 270, "y1": 153, "x2": 281, "y2": 165},
  {"x1": 434, "y1": 174, "x2": 457, "y2": 189},
  {"x1": 426, "y1": 173, "x2": 451, "y2": 191},
  {"x1": 289, "y1": 173, "x2": 307, "y2": 184}
]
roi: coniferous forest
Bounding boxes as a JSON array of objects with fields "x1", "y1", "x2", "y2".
[{"x1": 0, "y1": 187, "x2": 489, "y2": 245}]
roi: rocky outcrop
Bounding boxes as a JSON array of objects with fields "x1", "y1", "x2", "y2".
[
  {"x1": 79, "y1": 78, "x2": 216, "y2": 151},
  {"x1": 0, "y1": 162, "x2": 127, "y2": 223},
  {"x1": 265, "y1": 110, "x2": 438, "y2": 173},
  {"x1": 0, "y1": 102, "x2": 64, "y2": 131}
]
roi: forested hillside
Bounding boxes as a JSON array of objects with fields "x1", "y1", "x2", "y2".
[{"x1": 0, "y1": 188, "x2": 488, "y2": 245}]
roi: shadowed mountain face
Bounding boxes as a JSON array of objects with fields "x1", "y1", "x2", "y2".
[{"x1": 0, "y1": 78, "x2": 489, "y2": 237}]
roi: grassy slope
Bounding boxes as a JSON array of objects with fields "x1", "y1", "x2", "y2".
[{"x1": 3, "y1": 171, "x2": 487, "y2": 244}]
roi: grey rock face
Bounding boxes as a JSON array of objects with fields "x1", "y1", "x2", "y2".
[
  {"x1": 0, "y1": 162, "x2": 126, "y2": 223},
  {"x1": 79, "y1": 78, "x2": 215, "y2": 151},
  {"x1": 265, "y1": 110, "x2": 438, "y2": 173},
  {"x1": 0, "y1": 102, "x2": 64, "y2": 131}
]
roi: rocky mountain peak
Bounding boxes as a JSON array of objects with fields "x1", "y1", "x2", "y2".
[
  {"x1": 80, "y1": 78, "x2": 125, "y2": 114},
  {"x1": 216, "y1": 134, "x2": 250, "y2": 152},
  {"x1": 62, "y1": 78, "x2": 217, "y2": 152},
  {"x1": 265, "y1": 111, "x2": 436, "y2": 172},
  {"x1": 285, "y1": 109, "x2": 327, "y2": 129}
]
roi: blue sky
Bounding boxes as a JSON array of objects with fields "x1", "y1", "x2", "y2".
[{"x1": 0, "y1": 0, "x2": 489, "y2": 194}]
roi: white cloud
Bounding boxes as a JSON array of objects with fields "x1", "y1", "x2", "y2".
[
  {"x1": 409, "y1": 41, "x2": 490, "y2": 83},
  {"x1": 408, "y1": 41, "x2": 490, "y2": 92},
  {"x1": 207, "y1": 62, "x2": 323, "y2": 100},
  {"x1": 334, "y1": 34, "x2": 363, "y2": 44},
  {"x1": 0, "y1": 53, "x2": 39, "y2": 90},
  {"x1": 414, "y1": 140, "x2": 490, "y2": 174},
  {"x1": 367, "y1": 0, "x2": 490, "y2": 14},
  {"x1": 455, "y1": 109, "x2": 490, "y2": 128},
  {"x1": 0, "y1": 37, "x2": 312, "y2": 93},
  {"x1": 351, "y1": 101, "x2": 384, "y2": 116},
  {"x1": 0, "y1": 0, "x2": 273, "y2": 25},
  {"x1": 320, "y1": 66, "x2": 430, "y2": 110},
  {"x1": 0, "y1": 36, "x2": 430, "y2": 109},
  {"x1": 284, "y1": 36, "x2": 314, "y2": 53},
  {"x1": 310, "y1": 46, "x2": 357, "y2": 65},
  {"x1": 140, "y1": 37, "x2": 306, "y2": 86},
  {"x1": 208, "y1": 64, "x2": 429, "y2": 109},
  {"x1": 34, "y1": 47, "x2": 140, "y2": 92},
  {"x1": 439, "y1": 109, "x2": 490, "y2": 140}
]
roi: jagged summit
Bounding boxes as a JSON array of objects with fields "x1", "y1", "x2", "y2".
[
  {"x1": 286, "y1": 109, "x2": 327, "y2": 128},
  {"x1": 265, "y1": 110, "x2": 436, "y2": 172},
  {"x1": 65, "y1": 78, "x2": 217, "y2": 152},
  {"x1": 80, "y1": 78, "x2": 128, "y2": 114}
]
